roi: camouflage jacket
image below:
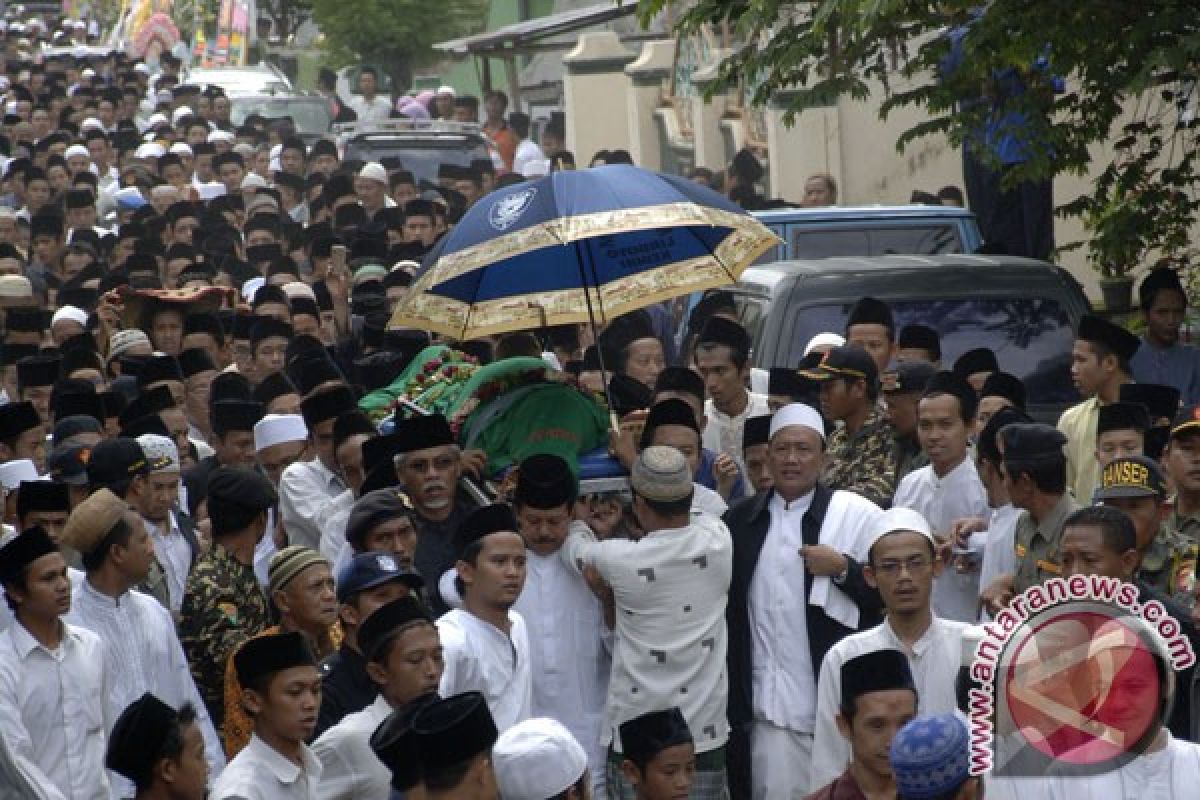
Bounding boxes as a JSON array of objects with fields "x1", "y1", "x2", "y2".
[
  {"x1": 822, "y1": 406, "x2": 899, "y2": 508},
  {"x1": 177, "y1": 543, "x2": 268, "y2": 733}
]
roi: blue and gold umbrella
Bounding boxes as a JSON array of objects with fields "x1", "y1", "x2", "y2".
[{"x1": 389, "y1": 164, "x2": 780, "y2": 339}]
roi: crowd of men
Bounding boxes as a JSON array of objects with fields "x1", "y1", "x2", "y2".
[{"x1": 0, "y1": 10, "x2": 1198, "y2": 800}]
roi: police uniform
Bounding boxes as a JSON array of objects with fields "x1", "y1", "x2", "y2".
[
  {"x1": 178, "y1": 468, "x2": 277, "y2": 733},
  {"x1": 1004, "y1": 424, "x2": 1078, "y2": 593}
]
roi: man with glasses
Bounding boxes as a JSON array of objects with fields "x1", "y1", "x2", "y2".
[{"x1": 809, "y1": 506, "x2": 971, "y2": 790}]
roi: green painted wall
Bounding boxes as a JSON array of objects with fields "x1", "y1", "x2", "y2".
[{"x1": 432, "y1": 0, "x2": 557, "y2": 100}]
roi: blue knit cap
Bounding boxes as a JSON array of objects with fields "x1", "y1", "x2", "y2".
[{"x1": 890, "y1": 713, "x2": 970, "y2": 800}]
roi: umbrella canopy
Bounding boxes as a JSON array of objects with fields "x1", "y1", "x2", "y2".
[{"x1": 388, "y1": 164, "x2": 780, "y2": 339}]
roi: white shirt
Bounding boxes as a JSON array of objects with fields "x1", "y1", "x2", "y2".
[
  {"x1": 437, "y1": 608, "x2": 533, "y2": 732},
  {"x1": 894, "y1": 457, "x2": 990, "y2": 622},
  {"x1": 692, "y1": 481, "x2": 728, "y2": 517},
  {"x1": 1041, "y1": 733, "x2": 1200, "y2": 799},
  {"x1": 703, "y1": 392, "x2": 769, "y2": 472},
  {"x1": 514, "y1": 549, "x2": 610, "y2": 789},
  {"x1": 809, "y1": 615, "x2": 970, "y2": 790},
  {"x1": 0, "y1": 620, "x2": 111, "y2": 800},
  {"x1": 211, "y1": 733, "x2": 323, "y2": 800},
  {"x1": 65, "y1": 580, "x2": 225, "y2": 789},
  {"x1": 749, "y1": 491, "x2": 818, "y2": 732},
  {"x1": 978, "y1": 503, "x2": 1021, "y2": 603},
  {"x1": 513, "y1": 139, "x2": 546, "y2": 176},
  {"x1": 280, "y1": 459, "x2": 346, "y2": 551},
  {"x1": 346, "y1": 95, "x2": 393, "y2": 122},
  {"x1": 561, "y1": 514, "x2": 733, "y2": 753},
  {"x1": 145, "y1": 511, "x2": 192, "y2": 611},
  {"x1": 319, "y1": 488, "x2": 357, "y2": 567},
  {"x1": 312, "y1": 695, "x2": 391, "y2": 800}
]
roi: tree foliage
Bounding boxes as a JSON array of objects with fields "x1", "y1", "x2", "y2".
[
  {"x1": 640, "y1": 0, "x2": 1200, "y2": 273},
  {"x1": 258, "y1": 0, "x2": 313, "y2": 40},
  {"x1": 311, "y1": 0, "x2": 487, "y2": 88}
]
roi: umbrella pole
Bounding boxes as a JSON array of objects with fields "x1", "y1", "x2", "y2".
[{"x1": 576, "y1": 241, "x2": 619, "y2": 432}]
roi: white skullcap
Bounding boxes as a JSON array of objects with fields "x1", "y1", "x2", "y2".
[
  {"x1": 868, "y1": 506, "x2": 934, "y2": 548},
  {"x1": 241, "y1": 276, "x2": 265, "y2": 303},
  {"x1": 254, "y1": 414, "x2": 308, "y2": 452},
  {"x1": 436, "y1": 85, "x2": 456, "y2": 96},
  {"x1": 135, "y1": 142, "x2": 165, "y2": 160},
  {"x1": 64, "y1": 144, "x2": 90, "y2": 160},
  {"x1": 493, "y1": 718, "x2": 587, "y2": 800},
  {"x1": 137, "y1": 434, "x2": 180, "y2": 473},
  {"x1": 358, "y1": 161, "x2": 387, "y2": 184},
  {"x1": 269, "y1": 144, "x2": 283, "y2": 158},
  {"x1": 769, "y1": 403, "x2": 825, "y2": 441},
  {"x1": 241, "y1": 173, "x2": 267, "y2": 190},
  {"x1": 268, "y1": 157, "x2": 281, "y2": 173},
  {"x1": 146, "y1": 112, "x2": 169, "y2": 128},
  {"x1": 134, "y1": 63, "x2": 151, "y2": 75},
  {"x1": 804, "y1": 332, "x2": 845, "y2": 356},
  {"x1": 196, "y1": 182, "x2": 226, "y2": 200},
  {"x1": 0, "y1": 459, "x2": 38, "y2": 490},
  {"x1": 282, "y1": 281, "x2": 317, "y2": 302},
  {"x1": 81, "y1": 68, "x2": 96, "y2": 79},
  {"x1": 171, "y1": 107, "x2": 193, "y2": 124},
  {"x1": 80, "y1": 117, "x2": 104, "y2": 132},
  {"x1": 51, "y1": 305, "x2": 88, "y2": 328},
  {"x1": 169, "y1": 142, "x2": 193, "y2": 157},
  {"x1": 109, "y1": 329, "x2": 151, "y2": 358},
  {"x1": 207, "y1": 130, "x2": 235, "y2": 144}
]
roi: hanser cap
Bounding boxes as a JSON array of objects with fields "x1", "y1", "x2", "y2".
[
  {"x1": 1170, "y1": 404, "x2": 1200, "y2": 439},
  {"x1": 233, "y1": 630, "x2": 316, "y2": 687},
  {"x1": 513, "y1": 453, "x2": 577, "y2": 510},
  {"x1": 630, "y1": 446, "x2": 692, "y2": 503},
  {"x1": 799, "y1": 344, "x2": 878, "y2": 386},
  {"x1": 1095, "y1": 455, "x2": 1167, "y2": 501},
  {"x1": 86, "y1": 438, "x2": 148, "y2": 487}
]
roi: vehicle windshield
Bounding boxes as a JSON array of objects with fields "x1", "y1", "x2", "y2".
[
  {"x1": 343, "y1": 138, "x2": 490, "y2": 184},
  {"x1": 790, "y1": 225, "x2": 961, "y2": 258},
  {"x1": 188, "y1": 70, "x2": 290, "y2": 96},
  {"x1": 775, "y1": 296, "x2": 1077, "y2": 405},
  {"x1": 230, "y1": 97, "x2": 331, "y2": 134}
]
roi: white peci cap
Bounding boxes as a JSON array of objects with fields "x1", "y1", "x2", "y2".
[
  {"x1": 769, "y1": 403, "x2": 825, "y2": 441},
  {"x1": 358, "y1": 161, "x2": 387, "y2": 184},
  {"x1": 804, "y1": 332, "x2": 845, "y2": 356},
  {"x1": 50, "y1": 305, "x2": 88, "y2": 328},
  {"x1": 492, "y1": 718, "x2": 588, "y2": 800},
  {"x1": 254, "y1": 414, "x2": 308, "y2": 452},
  {"x1": 868, "y1": 506, "x2": 935, "y2": 547}
]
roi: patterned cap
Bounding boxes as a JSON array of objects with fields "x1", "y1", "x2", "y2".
[
  {"x1": 136, "y1": 434, "x2": 180, "y2": 473},
  {"x1": 889, "y1": 713, "x2": 970, "y2": 799}
]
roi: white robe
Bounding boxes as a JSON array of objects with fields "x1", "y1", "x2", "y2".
[
  {"x1": 437, "y1": 609, "x2": 533, "y2": 732},
  {"x1": 65, "y1": 581, "x2": 225, "y2": 792},
  {"x1": 893, "y1": 457, "x2": 990, "y2": 622},
  {"x1": 312, "y1": 695, "x2": 391, "y2": 800},
  {"x1": 514, "y1": 550, "x2": 610, "y2": 794},
  {"x1": 1042, "y1": 732, "x2": 1200, "y2": 799}
]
